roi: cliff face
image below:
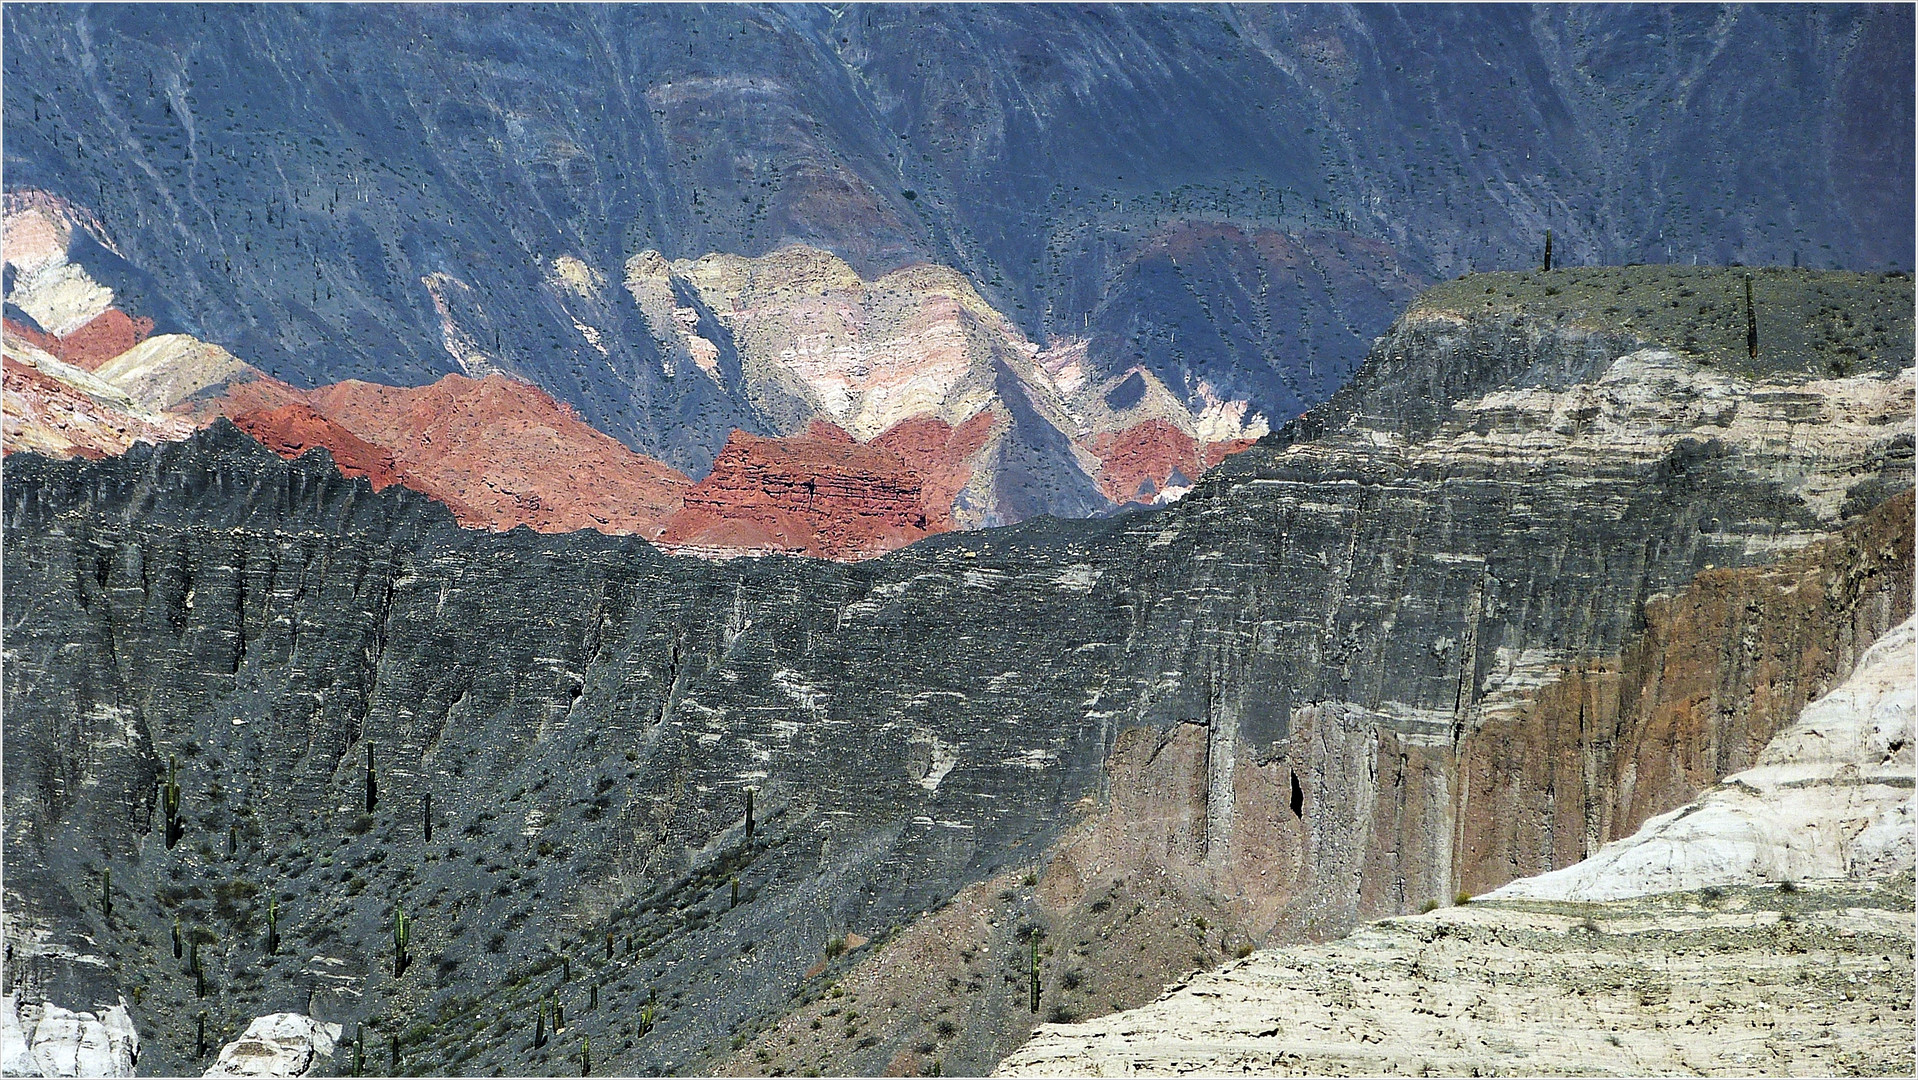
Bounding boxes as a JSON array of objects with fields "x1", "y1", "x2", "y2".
[
  {"x1": 660, "y1": 421, "x2": 944, "y2": 561},
  {"x1": 997, "y1": 621, "x2": 1918, "y2": 1079},
  {"x1": 3, "y1": 269, "x2": 1910, "y2": 1077},
  {"x1": 5, "y1": 5, "x2": 1905, "y2": 471}
]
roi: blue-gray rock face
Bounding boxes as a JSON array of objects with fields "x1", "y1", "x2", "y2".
[
  {"x1": 3, "y1": 4, "x2": 1908, "y2": 472},
  {"x1": 4, "y1": 268, "x2": 1910, "y2": 1075}
]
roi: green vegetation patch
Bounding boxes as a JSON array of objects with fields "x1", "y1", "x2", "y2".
[{"x1": 1413, "y1": 266, "x2": 1913, "y2": 379}]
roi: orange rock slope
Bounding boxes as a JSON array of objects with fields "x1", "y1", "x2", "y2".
[
  {"x1": 660, "y1": 414, "x2": 995, "y2": 560},
  {"x1": 1085, "y1": 418, "x2": 1259, "y2": 504},
  {"x1": 307, "y1": 374, "x2": 690, "y2": 537},
  {"x1": 228, "y1": 402, "x2": 403, "y2": 491},
  {"x1": 4, "y1": 309, "x2": 156, "y2": 371}
]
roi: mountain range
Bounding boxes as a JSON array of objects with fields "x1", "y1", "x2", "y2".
[{"x1": 4, "y1": 4, "x2": 1911, "y2": 552}]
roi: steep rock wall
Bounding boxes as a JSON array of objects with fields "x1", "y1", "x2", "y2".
[{"x1": 3, "y1": 270, "x2": 1910, "y2": 1077}]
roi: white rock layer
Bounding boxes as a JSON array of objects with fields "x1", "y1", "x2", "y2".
[
  {"x1": 1493, "y1": 617, "x2": 1915, "y2": 902},
  {"x1": 202, "y1": 1013, "x2": 342, "y2": 1077},
  {"x1": 0, "y1": 993, "x2": 138, "y2": 1078},
  {"x1": 997, "y1": 617, "x2": 1918, "y2": 1078}
]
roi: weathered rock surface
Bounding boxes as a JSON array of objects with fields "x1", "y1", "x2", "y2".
[
  {"x1": 1, "y1": 993, "x2": 138, "y2": 1078},
  {"x1": 307, "y1": 373, "x2": 690, "y2": 536},
  {"x1": 3, "y1": 268, "x2": 1909, "y2": 1077},
  {"x1": 226, "y1": 403, "x2": 402, "y2": 493},
  {"x1": 660, "y1": 420, "x2": 942, "y2": 560},
  {"x1": 1494, "y1": 619, "x2": 1916, "y2": 902},
  {"x1": 627, "y1": 244, "x2": 1266, "y2": 526},
  {"x1": 4, "y1": 309, "x2": 154, "y2": 372},
  {"x1": 2, "y1": 345, "x2": 194, "y2": 461},
  {"x1": 200, "y1": 1014, "x2": 340, "y2": 1078},
  {"x1": 994, "y1": 876, "x2": 1916, "y2": 1078},
  {"x1": 996, "y1": 622, "x2": 1918, "y2": 1077}
]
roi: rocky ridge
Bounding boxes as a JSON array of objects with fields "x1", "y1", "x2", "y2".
[
  {"x1": 4, "y1": 4, "x2": 1905, "y2": 471},
  {"x1": 995, "y1": 620, "x2": 1918, "y2": 1077},
  {"x1": 2, "y1": 268, "x2": 1910, "y2": 1077},
  {"x1": 4, "y1": 196, "x2": 1269, "y2": 557}
]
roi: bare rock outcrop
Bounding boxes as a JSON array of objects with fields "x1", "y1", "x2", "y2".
[
  {"x1": 228, "y1": 403, "x2": 403, "y2": 493},
  {"x1": 1, "y1": 993, "x2": 138, "y2": 1078},
  {"x1": 997, "y1": 620, "x2": 1918, "y2": 1077},
  {"x1": 1493, "y1": 619, "x2": 1916, "y2": 902},
  {"x1": 201, "y1": 1014, "x2": 341, "y2": 1078},
  {"x1": 308, "y1": 373, "x2": 690, "y2": 536},
  {"x1": 660, "y1": 420, "x2": 940, "y2": 560}
]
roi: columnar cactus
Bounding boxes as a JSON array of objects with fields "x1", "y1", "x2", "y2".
[
  {"x1": 581, "y1": 1035, "x2": 591, "y2": 1077},
  {"x1": 1543, "y1": 229, "x2": 1553, "y2": 272},
  {"x1": 365, "y1": 743, "x2": 378, "y2": 814},
  {"x1": 422, "y1": 791, "x2": 432, "y2": 843},
  {"x1": 534, "y1": 1001, "x2": 547, "y2": 1049},
  {"x1": 1028, "y1": 931, "x2": 1040, "y2": 1014},
  {"x1": 1745, "y1": 275, "x2": 1758, "y2": 359},
  {"x1": 745, "y1": 788, "x2": 755, "y2": 844},
  {"x1": 100, "y1": 868, "x2": 112, "y2": 919},
  {"x1": 265, "y1": 896, "x2": 279, "y2": 956},
  {"x1": 393, "y1": 906, "x2": 411, "y2": 977},
  {"x1": 172, "y1": 917, "x2": 183, "y2": 959}
]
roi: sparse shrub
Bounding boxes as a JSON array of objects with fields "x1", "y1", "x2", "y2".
[
  {"x1": 1453, "y1": 892, "x2": 1472, "y2": 906},
  {"x1": 1419, "y1": 900, "x2": 1440, "y2": 914}
]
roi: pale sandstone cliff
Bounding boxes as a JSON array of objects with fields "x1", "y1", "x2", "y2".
[{"x1": 996, "y1": 619, "x2": 1918, "y2": 1078}]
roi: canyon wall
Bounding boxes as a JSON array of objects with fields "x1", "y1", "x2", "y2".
[
  {"x1": 3, "y1": 269, "x2": 1910, "y2": 1076},
  {"x1": 4, "y1": 6, "x2": 1906, "y2": 471}
]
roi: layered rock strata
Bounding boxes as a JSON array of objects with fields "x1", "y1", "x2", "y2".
[
  {"x1": 996, "y1": 620, "x2": 1917, "y2": 1078},
  {"x1": 307, "y1": 374, "x2": 692, "y2": 537},
  {"x1": 2, "y1": 269, "x2": 1909, "y2": 1077},
  {"x1": 994, "y1": 876, "x2": 1915, "y2": 1078}
]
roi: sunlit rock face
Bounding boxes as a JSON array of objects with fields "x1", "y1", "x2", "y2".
[
  {"x1": 305, "y1": 373, "x2": 691, "y2": 537},
  {"x1": 201, "y1": 1014, "x2": 341, "y2": 1078},
  {"x1": 5, "y1": 5, "x2": 1901, "y2": 475},
  {"x1": 997, "y1": 621, "x2": 1918, "y2": 1080},
  {"x1": 1, "y1": 994, "x2": 138, "y2": 1078},
  {"x1": 624, "y1": 242, "x2": 1271, "y2": 536},
  {"x1": 3, "y1": 267, "x2": 1908, "y2": 1077}
]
